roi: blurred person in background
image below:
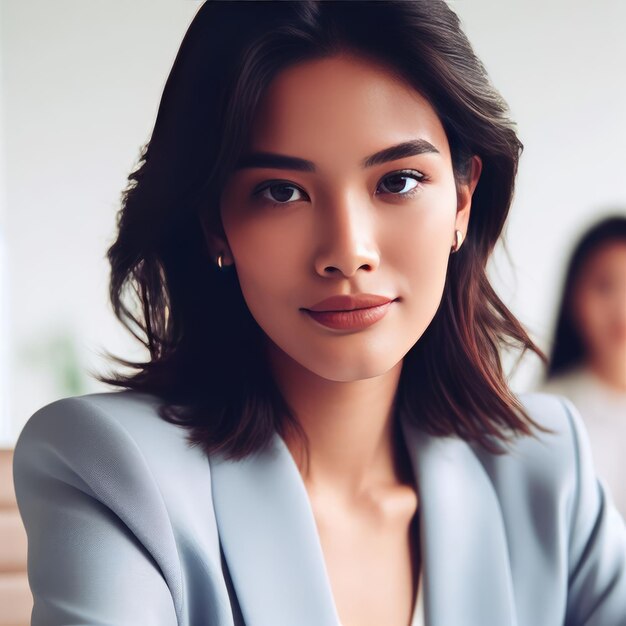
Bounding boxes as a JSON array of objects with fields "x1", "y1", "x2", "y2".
[{"x1": 542, "y1": 214, "x2": 626, "y2": 520}]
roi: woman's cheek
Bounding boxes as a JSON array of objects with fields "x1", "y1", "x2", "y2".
[
  {"x1": 235, "y1": 216, "x2": 310, "y2": 289},
  {"x1": 388, "y1": 195, "x2": 455, "y2": 278}
]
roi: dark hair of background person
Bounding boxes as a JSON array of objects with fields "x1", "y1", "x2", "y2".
[
  {"x1": 98, "y1": 0, "x2": 550, "y2": 461},
  {"x1": 546, "y1": 214, "x2": 626, "y2": 379}
]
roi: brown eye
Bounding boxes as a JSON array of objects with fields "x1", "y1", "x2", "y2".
[
  {"x1": 253, "y1": 182, "x2": 308, "y2": 205},
  {"x1": 377, "y1": 171, "x2": 425, "y2": 196}
]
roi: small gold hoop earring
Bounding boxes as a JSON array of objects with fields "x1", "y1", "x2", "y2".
[
  {"x1": 451, "y1": 229, "x2": 463, "y2": 253},
  {"x1": 216, "y1": 252, "x2": 224, "y2": 269}
]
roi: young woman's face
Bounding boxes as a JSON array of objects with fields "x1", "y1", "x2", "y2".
[
  {"x1": 572, "y1": 241, "x2": 626, "y2": 367},
  {"x1": 216, "y1": 53, "x2": 480, "y2": 382}
]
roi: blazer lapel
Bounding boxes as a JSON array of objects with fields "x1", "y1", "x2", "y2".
[
  {"x1": 400, "y1": 414, "x2": 518, "y2": 626},
  {"x1": 210, "y1": 414, "x2": 518, "y2": 626},
  {"x1": 209, "y1": 435, "x2": 341, "y2": 626}
]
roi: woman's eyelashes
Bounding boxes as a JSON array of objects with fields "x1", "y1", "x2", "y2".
[
  {"x1": 251, "y1": 169, "x2": 428, "y2": 207},
  {"x1": 377, "y1": 170, "x2": 426, "y2": 197}
]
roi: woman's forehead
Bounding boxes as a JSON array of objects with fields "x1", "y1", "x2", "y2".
[{"x1": 245, "y1": 54, "x2": 451, "y2": 165}]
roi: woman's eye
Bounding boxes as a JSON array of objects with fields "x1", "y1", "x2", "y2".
[
  {"x1": 377, "y1": 171, "x2": 425, "y2": 196},
  {"x1": 254, "y1": 182, "x2": 308, "y2": 205},
  {"x1": 252, "y1": 170, "x2": 426, "y2": 207}
]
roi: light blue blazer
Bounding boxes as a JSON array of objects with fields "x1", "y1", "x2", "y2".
[{"x1": 12, "y1": 390, "x2": 626, "y2": 625}]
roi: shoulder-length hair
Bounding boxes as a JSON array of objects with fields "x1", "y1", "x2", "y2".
[
  {"x1": 546, "y1": 214, "x2": 626, "y2": 379},
  {"x1": 100, "y1": 0, "x2": 549, "y2": 460}
]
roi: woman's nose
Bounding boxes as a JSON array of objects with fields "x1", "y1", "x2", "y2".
[{"x1": 313, "y1": 197, "x2": 381, "y2": 278}]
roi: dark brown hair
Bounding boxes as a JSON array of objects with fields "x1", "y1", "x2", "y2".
[{"x1": 100, "y1": 0, "x2": 549, "y2": 460}]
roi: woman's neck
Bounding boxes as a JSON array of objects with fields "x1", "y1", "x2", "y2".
[{"x1": 266, "y1": 342, "x2": 406, "y2": 499}]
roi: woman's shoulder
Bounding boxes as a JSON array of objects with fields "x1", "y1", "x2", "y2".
[
  {"x1": 13, "y1": 390, "x2": 215, "y2": 529},
  {"x1": 14, "y1": 390, "x2": 205, "y2": 474},
  {"x1": 520, "y1": 388, "x2": 586, "y2": 446},
  {"x1": 514, "y1": 393, "x2": 626, "y2": 619},
  {"x1": 473, "y1": 390, "x2": 595, "y2": 506},
  {"x1": 12, "y1": 391, "x2": 218, "y2": 625},
  {"x1": 508, "y1": 389, "x2": 590, "y2": 460},
  {"x1": 13, "y1": 391, "x2": 223, "y2": 598},
  {"x1": 477, "y1": 390, "x2": 625, "y2": 542},
  {"x1": 16, "y1": 389, "x2": 175, "y2": 442}
]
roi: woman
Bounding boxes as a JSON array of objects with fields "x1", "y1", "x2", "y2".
[
  {"x1": 12, "y1": 2, "x2": 626, "y2": 625},
  {"x1": 541, "y1": 215, "x2": 626, "y2": 520}
]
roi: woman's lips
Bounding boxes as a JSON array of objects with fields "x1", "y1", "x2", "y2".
[{"x1": 303, "y1": 300, "x2": 395, "y2": 330}]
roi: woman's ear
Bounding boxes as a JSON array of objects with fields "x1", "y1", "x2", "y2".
[
  {"x1": 454, "y1": 155, "x2": 482, "y2": 239},
  {"x1": 199, "y1": 213, "x2": 233, "y2": 264}
]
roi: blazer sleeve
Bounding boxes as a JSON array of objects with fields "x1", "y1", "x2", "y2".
[
  {"x1": 12, "y1": 396, "x2": 181, "y2": 626},
  {"x1": 561, "y1": 395, "x2": 626, "y2": 625}
]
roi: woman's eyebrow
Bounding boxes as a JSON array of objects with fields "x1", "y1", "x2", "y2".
[{"x1": 234, "y1": 138, "x2": 440, "y2": 172}]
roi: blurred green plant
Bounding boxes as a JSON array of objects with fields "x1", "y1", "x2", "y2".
[{"x1": 19, "y1": 328, "x2": 86, "y2": 396}]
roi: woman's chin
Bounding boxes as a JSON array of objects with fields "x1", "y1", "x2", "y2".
[{"x1": 294, "y1": 352, "x2": 404, "y2": 383}]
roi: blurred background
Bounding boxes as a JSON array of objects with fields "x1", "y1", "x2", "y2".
[{"x1": 0, "y1": 0, "x2": 625, "y2": 622}]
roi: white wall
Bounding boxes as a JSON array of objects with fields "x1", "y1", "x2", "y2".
[{"x1": 1, "y1": 0, "x2": 625, "y2": 441}]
